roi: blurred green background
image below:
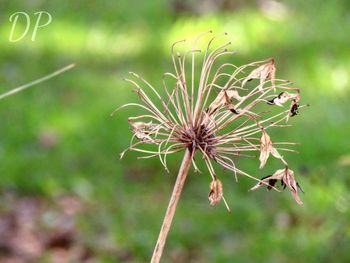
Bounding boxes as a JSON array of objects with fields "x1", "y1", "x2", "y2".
[{"x1": 0, "y1": 0, "x2": 349, "y2": 262}]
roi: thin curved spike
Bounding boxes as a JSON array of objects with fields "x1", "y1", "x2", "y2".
[{"x1": 111, "y1": 103, "x2": 152, "y2": 116}]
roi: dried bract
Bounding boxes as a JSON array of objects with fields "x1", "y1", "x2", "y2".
[
  {"x1": 208, "y1": 177, "x2": 223, "y2": 206},
  {"x1": 207, "y1": 89, "x2": 243, "y2": 115},
  {"x1": 130, "y1": 121, "x2": 152, "y2": 140},
  {"x1": 250, "y1": 167, "x2": 303, "y2": 205},
  {"x1": 259, "y1": 129, "x2": 283, "y2": 169},
  {"x1": 242, "y1": 58, "x2": 276, "y2": 91}
]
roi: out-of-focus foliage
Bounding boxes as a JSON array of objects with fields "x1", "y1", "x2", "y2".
[{"x1": 0, "y1": 0, "x2": 349, "y2": 262}]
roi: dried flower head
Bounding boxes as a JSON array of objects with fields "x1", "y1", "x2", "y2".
[{"x1": 114, "y1": 32, "x2": 306, "y2": 207}]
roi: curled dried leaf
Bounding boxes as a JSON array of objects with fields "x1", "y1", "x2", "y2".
[
  {"x1": 208, "y1": 177, "x2": 223, "y2": 206},
  {"x1": 250, "y1": 167, "x2": 303, "y2": 205},
  {"x1": 242, "y1": 59, "x2": 276, "y2": 91}
]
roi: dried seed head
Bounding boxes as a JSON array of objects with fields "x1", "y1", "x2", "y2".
[{"x1": 115, "y1": 32, "x2": 306, "y2": 209}]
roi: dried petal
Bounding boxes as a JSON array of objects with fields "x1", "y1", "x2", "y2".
[
  {"x1": 226, "y1": 90, "x2": 243, "y2": 101},
  {"x1": 208, "y1": 177, "x2": 223, "y2": 206},
  {"x1": 250, "y1": 169, "x2": 285, "y2": 191},
  {"x1": 250, "y1": 167, "x2": 303, "y2": 205},
  {"x1": 259, "y1": 130, "x2": 271, "y2": 168},
  {"x1": 268, "y1": 91, "x2": 300, "y2": 107},
  {"x1": 129, "y1": 121, "x2": 156, "y2": 141},
  {"x1": 269, "y1": 92, "x2": 290, "y2": 106},
  {"x1": 208, "y1": 89, "x2": 242, "y2": 115},
  {"x1": 259, "y1": 130, "x2": 282, "y2": 168},
  {"x1": 223, "y1": 90, "x2": 239, "y2": 114},
  {"x1": 270, "y1": 146, "x2": 282, "y2": 159},
  {"x1": 208, "y1": 91, "x2": 227, "y2": 115},
  {"x1": 242, "y1": 59, "x2": 276, "y2": 91},
  {"x1": 283, "y1": 168, "x2": 303, "y2": 205}
]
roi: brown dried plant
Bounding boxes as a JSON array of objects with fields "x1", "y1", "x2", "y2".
[{"x1": 113, "y1": 32, "x2": 305, "y2": 263}]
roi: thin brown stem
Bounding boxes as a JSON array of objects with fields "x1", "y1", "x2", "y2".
[{"x1": 150, "y1": 148, "x2": 192, "y2": 263}]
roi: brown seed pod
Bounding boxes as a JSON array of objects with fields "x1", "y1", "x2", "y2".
[{"x1": 208, "y1": 177, "x2": 223, "y2": 206}]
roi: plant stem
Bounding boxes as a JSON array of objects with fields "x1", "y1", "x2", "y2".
[
  {"x1": 151, "y1": 148, "x2": 192, "y2": 263},
  {"x1": 0, "y1": 64, "x2": 75, "y2": 100}
]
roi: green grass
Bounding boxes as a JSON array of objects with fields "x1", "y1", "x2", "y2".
[{"x1": 0, "y1": 0, "x2": 350, "y2": 262}]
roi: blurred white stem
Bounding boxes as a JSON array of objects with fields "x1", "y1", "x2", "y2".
[{"x1": 0, "y1": 63, "x2": 75, "y2": 100}]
